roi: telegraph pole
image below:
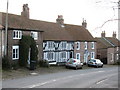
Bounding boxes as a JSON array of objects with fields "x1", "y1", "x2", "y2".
[
  {"x1": 118, "y1": 0, "x2": 120, "y2": 40},
  {"x1": 4, "y1": 0, "x2": 9, "y2": 56}
]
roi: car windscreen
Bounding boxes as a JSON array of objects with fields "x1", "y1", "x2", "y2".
[{"x1": 90, "y1": 59, "x2": 96, "y2": 62}]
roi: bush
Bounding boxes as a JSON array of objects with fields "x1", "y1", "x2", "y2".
[
  {"x1": 39, "y1": 60, "x2": 50, "y2": 68},
  {"x1": 30, "y1": 38, "x2": 38, "y2": 67},
  {"x1": 114, "y1": 61, "x2": 120, "y2": 65},
  {"x1": 19, "y1": 35, "x2": 38, "y2": 68},
  {"x1": 11, "y1": 62, "x2": 19, "y2": 70},
  {"x1": 2, "y1": 56, "x2": 11, "y2": 70}
]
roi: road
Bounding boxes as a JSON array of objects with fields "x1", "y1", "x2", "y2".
[{"x1": 2, "y1": 66, "x2": 119, "y2": 88}]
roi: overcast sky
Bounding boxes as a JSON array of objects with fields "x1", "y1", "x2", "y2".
[{"x1": 0, "y1": 0, "x2": 119, "y2": 38}]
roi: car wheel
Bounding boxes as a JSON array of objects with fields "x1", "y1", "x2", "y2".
[
  {"x1": 66, "y1": 66, "x2": 69, "y2": 69},
  {"x1": 80, "y1": 67, "x2": 82, "y2": 69},
  {"x1": 96, "y1": 65, "x2": 99, "y2": 68},
  {"x1": 101, "y1": 65, "x2": 103, "y2": 68},
  {"x1": 88, "y1": 64, "x2": 90, "y2": 67},
  {"x1": 75, "y1": 66, "x2": 78, "y2": 70}
]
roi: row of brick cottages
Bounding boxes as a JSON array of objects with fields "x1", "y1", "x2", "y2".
[
  {"x1": 0, "y1": 13, "x2": 97, "y2": 65},
  {"x1": 95, "y1": 31, "x2": 120, "y2": 64}
]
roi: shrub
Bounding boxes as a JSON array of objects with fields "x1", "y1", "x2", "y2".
[
  {"x1": 19, "y1": 35, "x2": 38, "y2": 68},
  {"x1": 30, "y1": 38, "x2": 38, "y2": 67},
  {"x1": 2, "y1": 56, "x2": 11, "y2": 70},
  {"x1": 19, "y1": 36, "x2": 31, "y2": 67},
  {"x1": 39, "y1": 60, "x2": 50, "y2": 68},
  {"x1": 11, "y1": 62, "x2": 19, "y2": 70}
]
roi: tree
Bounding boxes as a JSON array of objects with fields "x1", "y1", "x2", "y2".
[{"x1": 19, "y1": 35, "x2": 38, "y2": 67}]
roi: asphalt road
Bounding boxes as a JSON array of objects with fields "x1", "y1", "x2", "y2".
[{"x1": 2, "y1": 66, "x2": 119, "y2": 88}]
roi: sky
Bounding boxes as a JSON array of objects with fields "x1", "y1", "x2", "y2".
[{"x1": 0, "y1": 0, "x2": 119, "y2": 38}]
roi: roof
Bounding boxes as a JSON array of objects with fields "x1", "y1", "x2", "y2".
[
  {"x1": 95, "y1": 37, "x2": 120, "y2": 49},
  {"x1": 1, "y1": 12, "x2": 95, "y2": 41}
]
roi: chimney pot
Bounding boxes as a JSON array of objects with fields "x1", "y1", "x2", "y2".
[
  {"x1": 82, "y1": 18, "x2": 87, "y2": 28},
  {"x1": 112, "y1": 31, "x2": 116, "y2": 38},
  {"x1": 101, "y1": 31, "x2": 106, "y2": 37},
  {"x1": 56, "y1": 15, "x2": 64, "y2": 26},
  {"x1": 21, "y1": 4, "x2": 29, "y2": 19}
]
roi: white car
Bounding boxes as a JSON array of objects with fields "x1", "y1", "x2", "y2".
[
  {"x1": 87, "y1": 59, "x2": 103, "y2": 68},
  {"x1": 65, "y1": 58, "x2": 83, "y2": 70}
]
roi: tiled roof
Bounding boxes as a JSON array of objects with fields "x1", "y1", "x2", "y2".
[
  {"x1": 95, "y1": 37, "x2": 120, "y2": 49},
  {"x1": 105, "y1": 37, "x2": 120, "y2": 46},
  {"x1": 1, "y1": 12, "x2": 95, "y2": 41}
]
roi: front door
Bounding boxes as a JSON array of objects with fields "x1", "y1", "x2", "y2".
[
  {"x1": 70, "y1": 51, "x2": 73, "y2": 58},
  {"x1": 28, "y1": 48, "x2": 31, "y2": 65},
  {"x1": 84, "y1": 54, "x2": 88, "y2": 63}
]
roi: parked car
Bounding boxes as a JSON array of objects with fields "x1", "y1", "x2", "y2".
[
  {"x1": 65, "y1": 58, "x2": 83, "y2": 70},
  {"x1": 87, "y1": 59, "x2": 103, "y2": 68}
]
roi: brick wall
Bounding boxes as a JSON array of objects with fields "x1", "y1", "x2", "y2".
[
  {"x1": 107, "y1": 48, "x2": 115, "y2": 64},
  {"x1": 7, "y1": 30, "x2": 43, "y2": 64},
  {"x1": 74, "y1": 41, "x2": 96, "y2": 63}
]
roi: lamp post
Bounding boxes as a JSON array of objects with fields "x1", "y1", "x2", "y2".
[{"x1": 4, "y1": 0, "x2": 9, "y2": 56}]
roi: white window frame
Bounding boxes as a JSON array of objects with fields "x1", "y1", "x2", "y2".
[
  {"x1": 111, "y1": 53, "x2": 114, "y2": 61},
  {"x1": 116, "y1": 47, "x2": 119, "y2": 51},
  {"x1": 13, "y1": 30, "x2": 22, "y2": 39},
  {"x1": 85, "y1": 42, "x2": 88, "y2": 50},
  {"x1": 47, "y1": 52, "x2": 54, "y2": 61},
  {"x1": 116, "y1": 54, "x2": 119, "y2": 60},
  {"x1": 12, "y1": 46, "x2": 19, "y2": 60},
  {"x1": 61, "y1": 52, "x2": 67, "y2": 59},
  {"x1": 76, "y1": 42, "x2": 80, "y2": 50},
  {"x1": 31, "y1": 31, "x2": 38, "y2": 40},
  {"x1": 91, "y1": 42, "x2": 95, "y2": 49},
  {"x1": 48, "y1": 41, "x2": 54, "y2": 49},
  {"x1": 61, "y1": 42, "x2": 67, "y2": 49},
  {"x1": 91, "y1": 52, "x2": 95, "y2": 59},
  {"x1": 76, "y1": 53, "x2": 80, "y2": 60}
]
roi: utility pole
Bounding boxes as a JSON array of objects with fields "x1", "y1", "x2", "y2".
[
  {"x1": 4, "y1": 0, "x2": 9, "y2": 56},
  {"x1": 118, "y1": 0, "x2": 120, "y2": 40}
]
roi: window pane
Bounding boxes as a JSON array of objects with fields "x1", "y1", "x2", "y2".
[
  {"x1": 16, "y1": 49, "x2": 18, "y2": 58},
  {"x1": 13, "y1": 31, "x2": 16, "y2": 38},
  {"x1": 13, "y1": 53, "x2": 15, "y2": 58}
]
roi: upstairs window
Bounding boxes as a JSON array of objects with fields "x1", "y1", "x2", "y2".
[
  {"x1": 48, "y1": 41, "x2": 54, "y2": 49},
  {"x1": 116, "y1": 47, "x2": 119, "y2": 51},
  {"x1": 85, "y1": 42, "x2": 88, "y2": 49},
  {"x1": 76, "y1": 42, "x2": 80, "y2": 50},
  {"x1": 31, "y1": 31, "x2": 38, "y2": 40},
  {"x1": 13, "y1": 30, "x2": 22, "y2": 39},
  {"x1": 91, "y1": 42, "x2": 95, "y2": 49},
  {"x1": 61, "y1": 42, "x2": 67, "y2": 49}
]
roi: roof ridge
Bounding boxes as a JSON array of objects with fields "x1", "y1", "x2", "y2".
[{"x1": 103, "y1": 37, "x2": 115, "y2": 47}]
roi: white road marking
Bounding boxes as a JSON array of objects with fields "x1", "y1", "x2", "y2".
[
  {"x1": 96, "y1": 78, "x2": 108, "y2": 84},
  {"x1": 98, "y1": 71, "x2": 105, "y2": 73}
]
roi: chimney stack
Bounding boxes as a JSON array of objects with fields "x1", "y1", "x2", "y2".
[
  {"x1": 56, "y1": 15, "x2": 64, "y2": 26},
  {"x1": 101, "y1": 31, "x2": 106, "y2": 37},
  {"x1": 112, "y1": 31, "x2": 116, "y2": 38},
  {"x1": 82, "y1": 18, "x2": 87, "y2": 29},
  {"x1": 21, "y1": 4, "x2": 29, "y2": 19}
]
